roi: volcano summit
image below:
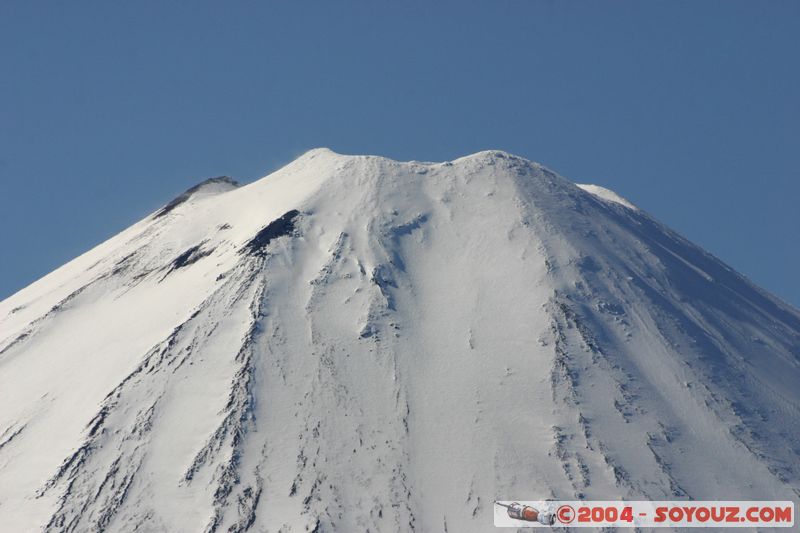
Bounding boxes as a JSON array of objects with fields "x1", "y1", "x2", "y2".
[{"x1": 1, "y1": 149, "x2": 798, "y2": 532}]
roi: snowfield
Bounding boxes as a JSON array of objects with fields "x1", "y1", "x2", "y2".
[{"x1": 1, "y1": 149, "x2": 798, "y2": 532}]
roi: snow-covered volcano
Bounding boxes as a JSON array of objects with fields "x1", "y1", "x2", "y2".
[{"x1": 1, "y1": 149, "x2": 798, "y2": 532}]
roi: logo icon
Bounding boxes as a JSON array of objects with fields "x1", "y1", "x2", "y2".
[{"x1": 495, "y1": 502, "x2": 555, "y2": 525}]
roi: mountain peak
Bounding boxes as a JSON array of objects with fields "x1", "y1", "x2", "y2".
[
  {"x1": 456, "y1": 148, "x2": 526, "y2": 162},
  {"x1": 153, "y1": 176, "x2": 239, "y2": 218},
  {"x1": 296, "y1": 147, "x2": 538, "y2": 169}
]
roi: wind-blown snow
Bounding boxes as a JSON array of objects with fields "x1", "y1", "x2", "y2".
[{"x1": 0, "y1": 148, "x2": 798, "y2": 532}]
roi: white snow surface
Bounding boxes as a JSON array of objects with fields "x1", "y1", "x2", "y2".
[
  {"x1": 577, "y1": 183, "x2": 638, "y2": 210},
  {"x1": 1, "y1": 148, "x2": 799, "y2": 532}
]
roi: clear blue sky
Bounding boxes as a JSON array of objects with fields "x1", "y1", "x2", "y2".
[{"x1": 1, "y1": 1, "x2": 798, "y2": 305}]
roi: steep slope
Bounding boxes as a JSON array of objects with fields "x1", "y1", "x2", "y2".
[{"x1": 0, "y1": 149, "x2": 798, "y2": 532}]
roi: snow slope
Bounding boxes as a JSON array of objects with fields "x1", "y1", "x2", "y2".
[
  {"x1": 576, "y1": 183, "x2": 638, "y2": 210},
  {"x1": 1, "y1": 148, "x2": 798, "y2": 532}
]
